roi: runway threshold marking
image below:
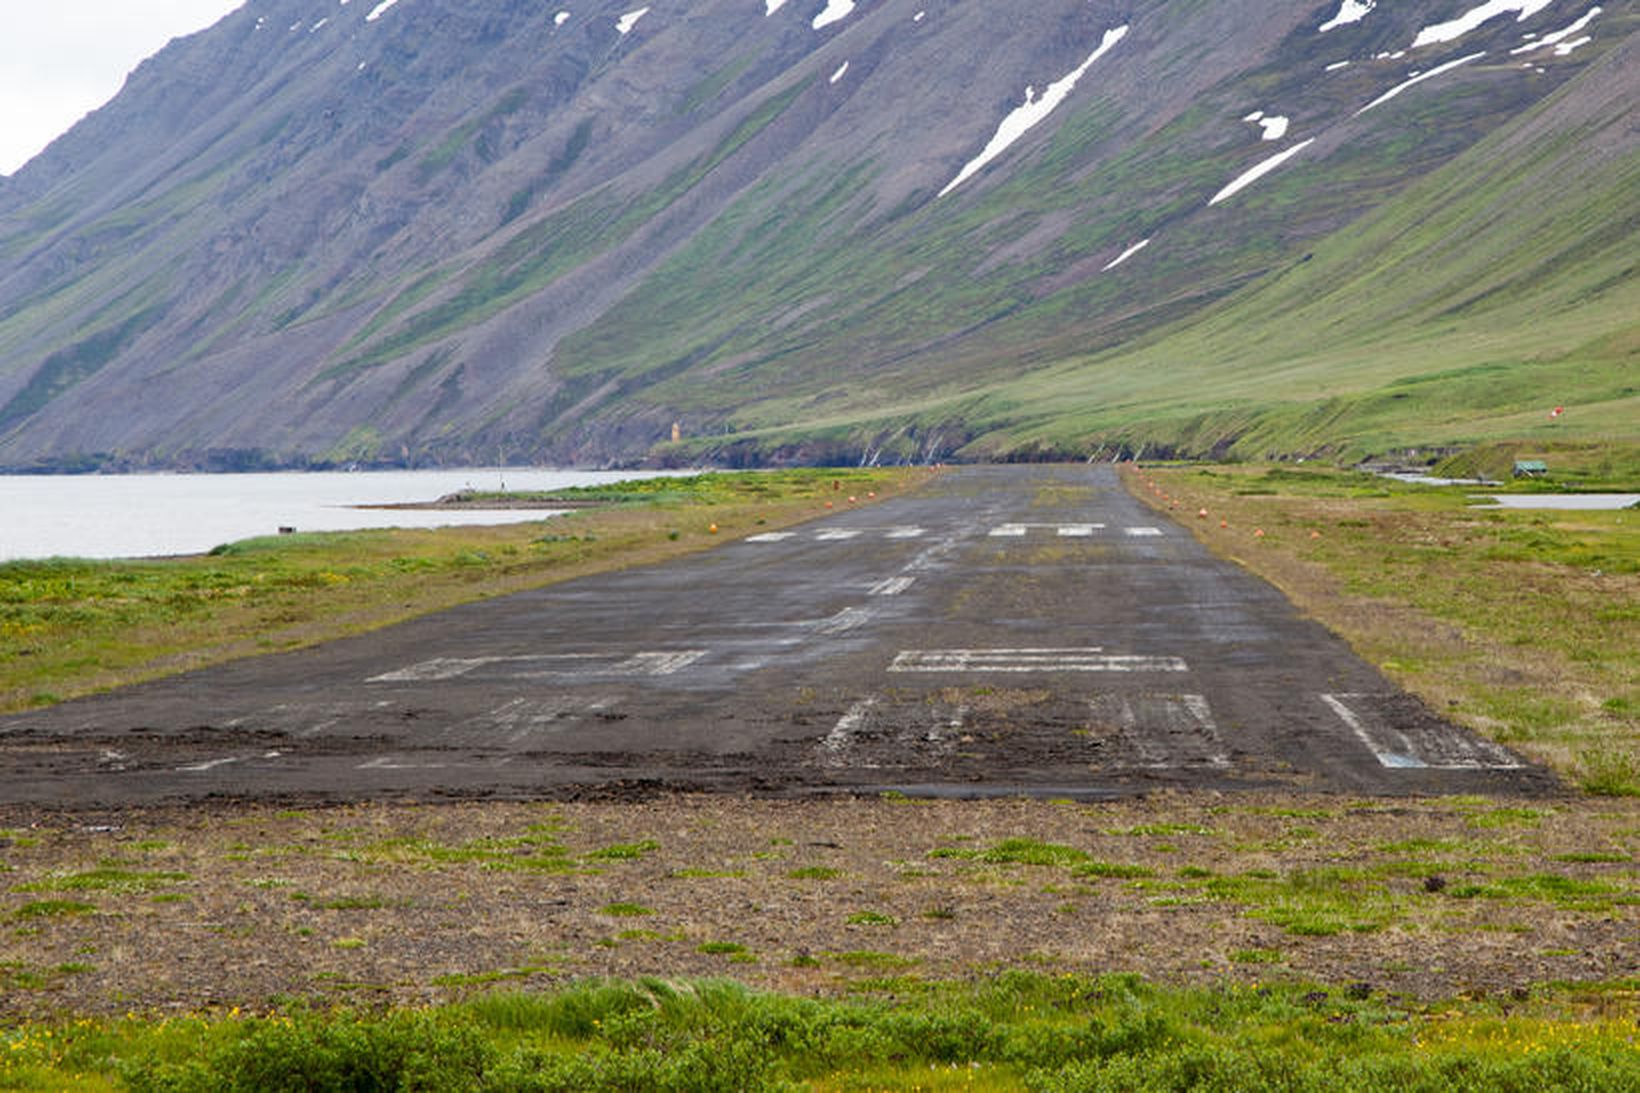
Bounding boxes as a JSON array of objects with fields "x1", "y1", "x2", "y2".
[
  {"x1": 1088, "y1": 693, "x2": 1229, "y2": 768},
  {"x1": 820, "y1": 697, "x2": 878, "y2": 767},
  {"x1": 1321, "y1": 693, "x2": 1523, "y2": 770},
  {"x1": 747, "y1": 527, "x2": 928, "y2": 543},
  {"x1": 463, "y1": 695, "x2": 621, "y2": 743},
  {"x1": 1124, "y1": 527, "x2": 1163, "y2": 537},
  {"x1": 889, "y1": 648, "x2": 1188, "y2": 673},
  {"x1": 869, "y1": 576, "x2": 916, "y2": 596},
  {"x1": 368, "y1": 650, "x2": 706, "y2": 682},
  {"x1": 988, "y1": 523, "x2": 1109, "y2": 537}
]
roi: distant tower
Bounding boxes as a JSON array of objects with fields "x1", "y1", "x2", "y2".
[{"x1": 671, "y1": 421, "x2": 682, "y2": 443}]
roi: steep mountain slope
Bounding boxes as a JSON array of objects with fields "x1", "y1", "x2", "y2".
[{"x1": 0, "y1": 0, "x2": 1632, "y2": 469}]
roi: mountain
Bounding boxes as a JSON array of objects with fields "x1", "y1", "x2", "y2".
[{"x1": 0, "y1": 0, "x2": 1634, "y2": 471}]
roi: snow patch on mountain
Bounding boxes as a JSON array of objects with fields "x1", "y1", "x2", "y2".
[
  {"x1": 1511, "y1": 7, "x2": 1601, "y2": 54},
  {"x1": 1243, "y1": 111, "x2": 1290, "y2": 141},
  {"x1": 1355, "y1": 51, "x2": 1487, "y2": 114},
  {"x1": 1209, "y1": 138, "x2": 1315, "y2": 206},
  {"x1": 1412, "y1": 1, "x2": 1556, "y2": 49},
  {"x1": 366, "y1": 0, "x2": 402, "y2": 22},
  {"x1": 1102, "y1": 239, "x2": 1150, "y2": 271},
  {"x1": 813, "y1": 1, "x2": 856, "y2": 30},
  {"x1": 617, "y1": 8, "x2": 649, "y2": 35},
  {"x1": 1319, "y1": 1, "x2": 1375, "y2": 33},
  {"x1": 765, "y1": 0, "x2": 788, "y2": 14},
  {"x1": 939, "y1": 25, "x2": 1128, "y2": 198}
]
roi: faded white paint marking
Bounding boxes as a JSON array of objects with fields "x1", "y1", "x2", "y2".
[
  {"x1": 1179, "y1": 693, "x2": 1231, "y2": 767},
  {"x1": 469, "y1": 696, "x2": 620, "y2": 744},
  {"x1": 1322, "y1": 693, "x2": 1422, "y2": 767},
  {"x1": 1321, "y1": 693, "x2": 1524, "y2": 769},
  {"x1": 816, "y1": 529, "x2": 862, "y2": 541},
  {"x1": 370, "y1": 657, "x2": 490, "y2": 682},
  {"x1": 869, "y1": 576, "x2": 916, "y2": 596},
  {"x1": 817, "y1": 607, "x2": 873, "y2": 635},
  {"x1": 886, "y1": 526, "x2": 926, "y2": 538},
  {"x1": 990, "y1": 523, "x2": 1104, "y2": 537},
  {"x1": 1088, "y1": 694, "x2": 1164, "y2": 766},
  {"x1": 746, "y1": 531, "x2": 796, "y2": 542},
  {"x1": 176, "y1": 756, "x2": 241, "y2": 773},
  {"x1": 372, "y1": 650, "x2": 705, "y2": 682},
  {"x1": 612, "y1": 650, "x2": 707, "y2": 676},
  {"x1": 1088, "y1": 692, "x2": 1229, "y2": 767},
  {"x1": 820, "y1": 697, "x2": 877, "y2": 766},
  {"x1": 891, "y1": 648, "x2": 1187, "y2": 673},
  {"x1": 1124, "y1": 526, "x2": 1163, "y2": 537},
  {"x1": 358, "y1": 756, "x2": 449, "y2": 771}
]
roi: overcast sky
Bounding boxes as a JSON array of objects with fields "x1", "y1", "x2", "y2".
[{"x1": 0, "y1": 1, "x2": 245, "y2": 175}]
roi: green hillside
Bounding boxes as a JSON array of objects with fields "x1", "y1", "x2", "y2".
[{"x1": 0, "y1": 0, "x2": 1633, "y2": 470}]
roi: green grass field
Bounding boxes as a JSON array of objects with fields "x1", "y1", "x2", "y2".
[{"x1": 1, "y1": 973, "x2": 1634, "y2": 1091}]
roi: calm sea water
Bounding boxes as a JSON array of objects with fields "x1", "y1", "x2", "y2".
[{"x1": 0, "y1": 468, "x2": 673, "y2": 562}]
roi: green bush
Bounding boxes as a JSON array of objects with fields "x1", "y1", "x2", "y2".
[{"x1": 123, "y1": 1009, "x2": 492, "y2": 1092}]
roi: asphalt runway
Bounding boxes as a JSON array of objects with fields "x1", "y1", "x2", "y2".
[{"x1": 0, "y1": 465, "x2": 1553, "y2": 805}]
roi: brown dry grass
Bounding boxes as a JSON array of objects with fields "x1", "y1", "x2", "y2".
[{"x1": 1, "y1": 793, "x2": 1633, "y2": 1018}]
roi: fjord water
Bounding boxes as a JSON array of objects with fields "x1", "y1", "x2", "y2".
[{"x1": 0, "y1": 469, "x2": 661, "y2": 561}]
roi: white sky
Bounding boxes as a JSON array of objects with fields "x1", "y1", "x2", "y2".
[{"x1": 0, "y1": 1, "x2": 245, "y2": 176}]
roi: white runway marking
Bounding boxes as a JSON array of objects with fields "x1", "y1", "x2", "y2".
[
  {"x1": 1088, "y1": 693, "x2": 1229, "y2": 768},
  {"x1": 610, "y1": 651, "x2": 707, "y2": 676},
  {"x1": 890, "y1": 648, "x2": 1188, "y2": 673},
  {"x1": 1124, "y1": 527, "x2": 1163, "y2": 537},
  {"x1": 465, "y1": 696, "x2": 619, "y2": 743},
  {"x1": 988, "y1": 523, "x2": 1106, "y2": 537},
  {"x1": 746, "y1": 526, "x2": 927, "y2": 542},
  {"x1": 1321, "y1": 693, "x2": 1523, "y2": 770},
  {"x1": 369, "y1": 650, "x2": 706, "y2": 682},
  {"x1": 820, "y1": 697, "x2": 878, "y2": 767},
  {"x1": 357, "y1": 756, "x2": 451, "y2": 771},
  {"x1": 869, "y1": 576, "x2": 916, "y2": 596},
  {"x1": 816, "y1": 607, "x2": 874, "y2": 635},
  {"x1": 176, "y1": 756, "x2": 242, "y2": 773},
  {"x1": 370, "y1": 657, "x2": 490, "y2": 682},
  {"x1": 230, "y1": 701, "x2": 370, "y2": 738}
]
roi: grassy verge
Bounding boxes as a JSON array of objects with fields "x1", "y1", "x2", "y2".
[
  {"x1": 1123, "y1": 462, "x2": 1638, "y2": 795},
  {"x1": 1, "y1": 972, "x2": 1633, "y2": 1091},
  {"x1": 0, "y1": 468, "x2": 929, "y2": 714}
]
